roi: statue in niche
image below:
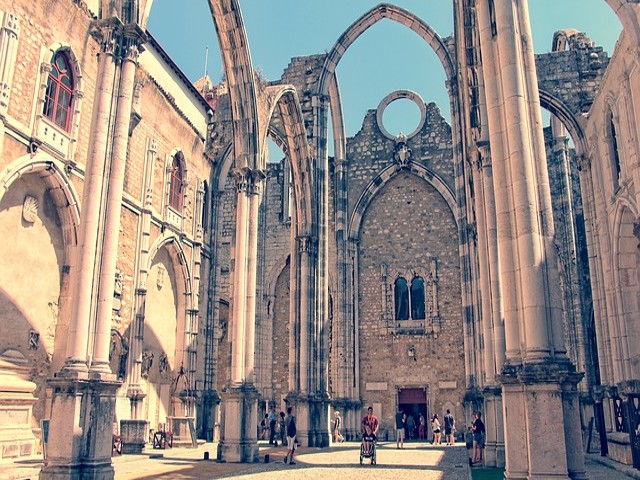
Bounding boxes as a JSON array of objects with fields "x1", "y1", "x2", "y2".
[
  {"x1": 393, "y1": 132, "x2": 412, "y2": 169},
  {"x1": 158, "y1": 353, "x2": 169, "y2": 377},
  {"x1": 114, "y1": 269, "x2": 123, "y2": 297},
  {"x1": 141, "y1": 349, "x2": 154, "y2": 379},
  {"x1": 109, "y1": 331, "x2": 129, "y2": 380},
  {"x1": 29, "y1": 329, "x2": 39, "y2": 350},
  {"x1": 157, "y1": 265, "x2": 165, "y2": 289}
]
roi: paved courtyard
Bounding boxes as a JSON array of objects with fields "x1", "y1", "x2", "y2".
[
  {"x1": 2, "y1": 441, "x2": 639, "y2": 479},
  {"x1": 114, "y1": 442, "x2": 470, "y2": 480}
]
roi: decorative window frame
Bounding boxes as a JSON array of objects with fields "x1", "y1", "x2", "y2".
[
  {"x1": 163, "y1": 149, "x2": 188, "y2": 232},
  {"x1": 381, "y1": 259, "x2": 441, "y2": 335},
  {"x1": 33, "y1": 42, "x2": 83, "y2": 163}
]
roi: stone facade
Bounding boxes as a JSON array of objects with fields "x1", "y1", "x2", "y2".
[{"x1": 1, "y1": 0, "x2": 640, "y2": 477}]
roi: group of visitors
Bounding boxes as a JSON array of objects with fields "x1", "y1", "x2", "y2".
[
  {"x1": 260, "y1": 406, "x2": 298, "y2": 465},
  {"x1": 257, "y1": 404, "x2": 485, "y2": 467},
  {"x1": 394, "y1": 408, "x2": 457, "y2": 446}
]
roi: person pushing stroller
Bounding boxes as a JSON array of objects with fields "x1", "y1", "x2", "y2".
[{"x1": 360, "y1": 406, "x2": 379, "y2": 464}]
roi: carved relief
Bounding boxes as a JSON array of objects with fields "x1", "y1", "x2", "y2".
[
  {"x1": 109, "y1": 330, "x2": 129, "y2": 380},
  {"x1": 393, "y1": 133, "x2": 412, "y2": 169},
  {"x1": 157, "y1": 265, "x2": 164, "y2": 289},
  {"x1": 22, "y1": 195, "x2": 39, "y2": 223},
  {"x1": 29, "y1": 329, "x2": 39, "y2": 350},
  {"x1": 158, "y1": 353, "x2": 169, "y2": 378},
  {"x1": 141, "y1": 349, "x2": 154, "y2": 379}
]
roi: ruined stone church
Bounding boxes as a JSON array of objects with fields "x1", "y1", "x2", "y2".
[{"x1": 0, "y1": 0, "x2": 639, "y2": 478}]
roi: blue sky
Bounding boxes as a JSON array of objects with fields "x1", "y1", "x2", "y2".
[{"x1": 147, "y1": 1, "x2": 621, "y2": 156}]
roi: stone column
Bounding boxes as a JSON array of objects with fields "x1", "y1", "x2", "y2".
[
  {"x1": 40, "y1": 17, "x2": 125, "y2": 480},
  {"x1": 93, "y1": 24, "x2": 146, "y2": 374},
  {"x1": 477, "y1": 1, "x2": 581, "y2": 478},
  {"x1": 0, "y1": 11, "x2": 19, "y2": 157},
  {"x1": 217, "y1": 167, "x2": 263, "y2": 463},
  {"x1": 63, "y1": 18, "x2": 120, "y2": 374}
]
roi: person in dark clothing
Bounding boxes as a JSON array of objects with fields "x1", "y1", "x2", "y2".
[{"x1": 472, "y1": 411, "x2": 486, "y2": 464}]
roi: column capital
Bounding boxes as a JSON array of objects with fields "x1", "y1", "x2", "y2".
[
  {"x1": 90, "y1": 17, "x2": 125, "y2": 56},
  {"x1": 296, "y1": 235, "x2": 317, "y2": 254},
  {"x1": 233, "y1": 167, "x2": 265, "y2": 195},
  {"x1": 576, "y1": 154, "x2": 591, "y2": 172}
]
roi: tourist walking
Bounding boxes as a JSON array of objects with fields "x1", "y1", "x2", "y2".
[
  {"x1": 284, "y1": 406, "x2": 297, "y2": 465},
  {"x1": 395, "y1": 408, "x2": 406, "y2": 448},
  {"x1": 471, "y1": 411, "x2": 485, "y2": 464},
  {"x1": 432, "y1": 414, "x2": 442, "y2": 445},
  {"x1": 444, "y1": 409, "x2": 455, "y2": 445}
]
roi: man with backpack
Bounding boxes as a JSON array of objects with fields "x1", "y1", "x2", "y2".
[{"x1": 284, "y1": 406, "x2": 297, "y2": 465}]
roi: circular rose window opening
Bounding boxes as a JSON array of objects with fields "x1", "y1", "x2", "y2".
[{"x1": 376, "y1": 90, "x2": 427, "y2": 140}]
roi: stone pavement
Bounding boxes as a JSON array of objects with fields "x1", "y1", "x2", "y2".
[{"x1": 1, "y1": 441, "x2": 639, "y2": 479}]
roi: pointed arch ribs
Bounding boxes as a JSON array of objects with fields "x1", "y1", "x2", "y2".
[{"x1": 348, "y1": 163, "x2": 457, "y2": 241}]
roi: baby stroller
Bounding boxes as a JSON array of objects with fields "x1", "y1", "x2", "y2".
[{"x1": 359, "y1": 439, "x2": 377, "y2": 465}]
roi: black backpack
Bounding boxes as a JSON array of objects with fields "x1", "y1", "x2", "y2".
[{"x1": 287, "y1": 417, "x2": 297, "y2": 437}]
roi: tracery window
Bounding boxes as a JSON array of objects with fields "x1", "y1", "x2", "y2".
[
  {"x1": 410, "y1": 276, "x2": 426, "y2": 320},
  {"x1": 169, "y1": 155, "x2": 184, "y2": 211},
  {"x1": 43, "y1": 52, "x2": 73, "y2": 131},
  {"x1": 394, "y1": 277, "x2": 410, "y2": 320}
]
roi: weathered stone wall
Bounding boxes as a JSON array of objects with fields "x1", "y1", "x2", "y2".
[
  {"x1": 535, "y1": 42, "x2": 609, "y2": 116},
  {"x1": 345, "y1": 103, "x2": 455, "y2": 221},
  {"x1": 356, "y1": 171, "x2": 465, "y2": 434}
]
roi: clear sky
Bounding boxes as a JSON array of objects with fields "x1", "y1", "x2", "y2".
[{"x1": 147, "y1": 1, "x2": 621, "y2": 157}]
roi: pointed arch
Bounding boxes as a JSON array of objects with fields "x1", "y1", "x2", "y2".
[
  {"x1": 0, "y1": 153, "x2": 81, "y2": 256},
  {"x1": 538, "y1": 89, "x2": 588, "y2": 157},
  {"x1": 604, "y1": 0, "x2": 640, "y2": 46},
  {"x1": 348, "y1": 162, "x2": 457, "y2": 241},
  {"x1": 263, "y1": 84, "x2": 314, "y2": 236},
  {"x1": 147, "y1": 234, "x2": 192, "y2": 299}
]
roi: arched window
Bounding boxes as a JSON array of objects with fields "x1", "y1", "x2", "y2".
[
  {"x1": 169, "y1": 155, "x2": 184, "y2": 211},
  {"x1": 608, "y1": 111, "x2": 621, "y2": 191},
  {"x1": 410, "y1": 276, "x2": 426, "y2": 320},
  {"x1": 394, "y1": 277, "x2": 409, "y2": 320},
  {"x1": 43, "y1": 52, "x2": 74, "y2": 130}
]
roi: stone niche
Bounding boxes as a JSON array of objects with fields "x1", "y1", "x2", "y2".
[{"x1": 0, "y1": 349, "x2": 38, "y2": 459}]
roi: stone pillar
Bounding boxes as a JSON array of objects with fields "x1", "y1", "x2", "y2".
[
  {"x1": 217, "y1": 167, "x2": 263, "y2": 463},
  {"x1": 41, "y1": 17, "x2": 127, "y2": 480},
  {"x1": 562, "y1": 374, "x2": 587, "y2": 479},
  {"x1": 92, "y1": 24, "x2": 146, "y2": 374},
  {"x1": 41, "y1": 378, "x2": 120, "y2": 479},
  {"x1": 124, "y1": 138, "x2": 156, "y2": 426},
  {"x1": 483, "y1": 387, "x2": 505, "y2": 468},
  {"x1": 63, "y1": 18, "x2": 120, "y2": 374},
  {"x1": 476, "y1": 0, "x2": 580, "y2": 478}
]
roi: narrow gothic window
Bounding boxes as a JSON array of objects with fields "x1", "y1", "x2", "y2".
[
  {"x1": 43, "y1": 52, "x2": 73, "y2": 131},
  {"x1": 608, "y1": 112, "x2": 621, "y2": 191},
  {"x1": 394, "y1": 277, "x2": 409, "y2": 320},
  {"x1": 410, "y1": 276, "x2": 426, "y2": 320},
  {"x1": 169, "y1": 155, "x2": 184, "y2": 211},
  {"x1": 488, "y1": 0, "x2": 497, "y2": 37},
  {"x1": 202, "y1": 180, "x2": 209, "y2": 233}
]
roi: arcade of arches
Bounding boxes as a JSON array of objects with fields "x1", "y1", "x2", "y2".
[{"x1": 0, "y1": 0, "x2": 639, "y2": 478}]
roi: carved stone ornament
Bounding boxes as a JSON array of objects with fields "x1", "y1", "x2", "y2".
[
  {"x1": 29, "y1": 329, "x2": 40, "y2": 350},
  {"x1": 141, "y1": 349, "x2": 154, "y2": 379},
  {"x1": 157, "y1": 265, "x2": 164, "y2": 289},
  {"x1": 22, "y1": 195, "x2": 39, "y2": 223},
  {"x1": 393, "y1": 133, "x2": 412, "y2": 169}
]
